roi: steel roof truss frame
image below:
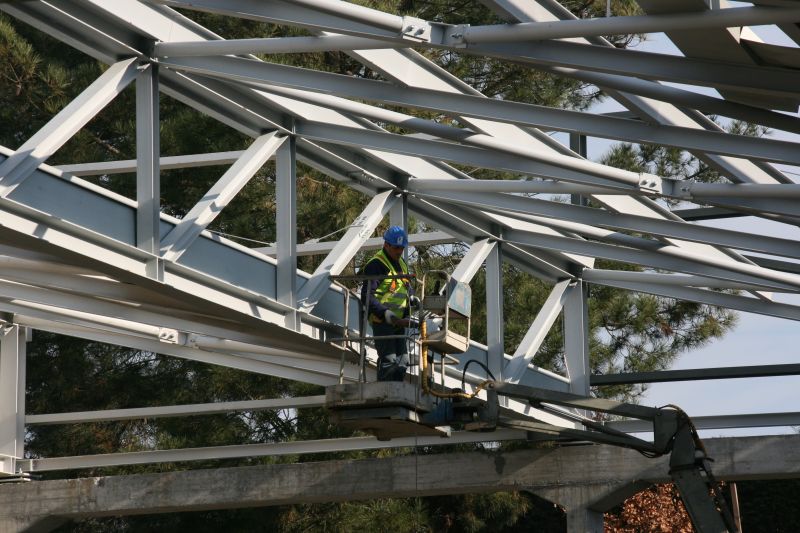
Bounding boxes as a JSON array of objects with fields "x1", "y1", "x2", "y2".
[
  {"x1": 483, "y1": 0, "x2": 788, "y2": 188},
  {"x1": 56, "y1": 151, "x2": 247, "y2": 176},
  {"x1": 26, "y1": 396, "x2": 328, "y2": 426},
  {"x1": 153, "y1": 0, "x2": 736, "y2": 284}
]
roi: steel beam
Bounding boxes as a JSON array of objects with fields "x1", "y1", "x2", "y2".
[
  {"x1": 582, "y1": 272, "x2": 800, "y2": 322},
  {"x1": 505, "y1": 279, "x2": 571, "y2": 384},
  {"x1": 0, "y1": 58, "x2": 139, "y2": 198},
  {"x1": 563, "y1": 281, "x2": 590, "y2": 396},
  {"x1": 454, "y1": 6, "x2": 800, "y2": 43},
  {"x1": 471, "y1": 39, "x2": 800, "y2": 100},
  {"x1": 276, "y1": 134, "x2": 298, "y2": 329},
  {"x1": 450, "y1": 238, "x2": 496, "y2": 285},
  {"x1": 56, "y1": 151, "x2": 246, "y2": 176},
  {"x1": 502, "y1": 228, "x2": 800, "y2": 292},
  {"x1": 485, "y1": 243, "x2": 504, "y2": 382},
  {"x1": 21, "y1": 428, "x2": 526, "y2": 472},
  {"x1": 155, "y1": 34, "x2": 401, "y2": 57},
  {"x1": 160, "y1": 132, "x2": 285, "y2": 262},
  {"x1": 256, "y1": 230, "x2": 456, "y2": 257},
  {"x1": 413, "y1": 189, "x2": 800, "y2": 260},
  {"x1": 583, "y1": 269, "x2": 782, "y2": 292},
  {"x1": 608, "y1": 413, "x2": 800, "y2": 433},
  {"x1": 296, "y1": 190, "x2": 397, "y2": 313},
  {"x1": 0, "y1": 325, "x2": 25, "y2": 476},
  {"x1": 137, "y1": 61, "x2": 161, "y2": 279},
  {"x1": 13, "y1": 314, "x2": 358, "y2": 387},
  {"x1": 154, "y1": 0, "x2": 400, "y2": 40},
  {"x1": 26, "y1": 396, "x2": 327, "y2": 425}
]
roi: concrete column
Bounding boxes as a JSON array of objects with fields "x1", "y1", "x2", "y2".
[
  {"x1": 0, "y1": 324, "x2": 26, "y2": 477},
  {"x1": 533, "y1": 483, "x2": 625, "y2": 533}
]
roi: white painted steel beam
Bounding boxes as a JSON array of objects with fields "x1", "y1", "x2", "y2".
[
  {"x1": 276, "y1": 135, "x2": 298, "y2": 329},
  {"x1": 294, "y1": 121, "x2": 640, "y2": 190},
  {"x1": 0, "y1": 58, "x2": 139, "y2": 198},
  {"x1": 0, "y1": 325, "x2": 25, "y2": 475},
  {"x1": 414, "y1": 189, "x2": 800, "y2": 260},
  {"x1": 256, "y1": 230, "x2": 456, "y2": 257},
  {"x1": 581, "y1": 273, "x2": 800, "y2": 323},
  {"x1": 453, "y1": 6, "x2": 800, "y2": 44},
  {"x1": 296, "y1": 190, "x2": 397, "y2": 313},
  {"x1": 451, "y1": 239, "x2": 496, "y2": 285},
  {"x1": 564, "y1": 281, "x2": 590, "y2": 396},
  {"x1": 608, "y1": 412, "x2": 800, "y2": 433},
  {"x1": 12, "y1": 314, "x2": 359, "y2": 387},
  {"x1": 156, "y1": 34, "x2": 401, "y2": 57},
  {"x1": 584, "y1": 269, "x2": 785, "y2": 292},
  {"x1": 485, "y1": 243, "x2": 504, "y2": 381},
  {"x1": 153, "y1": 0, "x2": 400, "y2": 40},
  {"x1": 56, "y1": 151, "x2": 246, "y2": 176},
  {"x1": 27, "y1": 396, "x2": 327, "y2": 425},
  {"x1": 505, "y1": 279, "x2": 571, "y2": 384},
  {"x1": 160, "y1": 132, "x2": 285, "y2": 262},
  {"x1": 137, "y1": 61, "x2": 161, "y2": 279}
]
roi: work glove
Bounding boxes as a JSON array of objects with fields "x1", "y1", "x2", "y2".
[
  {"x1": 384, "y1": 309, "x2": 398, "y2": 326},
  {"x1": 409, "y1": 295, "x2": 423, "y2": 311}
]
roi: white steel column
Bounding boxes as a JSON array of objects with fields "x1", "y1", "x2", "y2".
[
  {"x1": 136, "y1": 61, "x2": 161, "y2": 280},
  {"x1": 0, "y1": 324, "x2": 26, "y2": 476},
  {"x1": 485, "y1": 242, "x2": 504, "y2": 381},
  {"x1": 505, "y1": 279, "x2": 572, "y2": 383},
  {"x1": 277, "y1": 134, "x2": 298, "y2": 329},
  {"x1": 564, "y1": 280, "x2": 591, "y2": 396}
]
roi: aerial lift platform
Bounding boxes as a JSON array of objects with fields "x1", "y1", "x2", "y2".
[{"x1": 326, "y1": 271, "x2": 736, "y2": 532}]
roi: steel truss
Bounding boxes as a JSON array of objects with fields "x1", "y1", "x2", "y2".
[{"x1": 0, "y1": 0, "x2": 798, "y2": 507}]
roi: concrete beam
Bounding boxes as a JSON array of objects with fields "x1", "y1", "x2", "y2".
[{"x1": 0, "y1": 434, "x2": 797, "y2": 532}]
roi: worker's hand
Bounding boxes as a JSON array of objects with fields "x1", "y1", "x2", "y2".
[
  {"x1": 409, "y1": 295, "x2": 423, "y2": 311},
  {"x1": 384, "y1": 310, "x2": 410, "y2": 328}
]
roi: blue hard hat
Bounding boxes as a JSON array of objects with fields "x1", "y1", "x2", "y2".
[{"x1": 383, "y1": 225, "x2": 408, "y2": 247}]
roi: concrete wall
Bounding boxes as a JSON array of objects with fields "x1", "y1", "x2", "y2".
[{"x1": 1, "y1": 434, "x2": 798, "y2": 532}]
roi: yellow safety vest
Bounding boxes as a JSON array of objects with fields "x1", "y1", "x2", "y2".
[{"x1": 367, "y1": 249, "x2": 410, "y2": 323}]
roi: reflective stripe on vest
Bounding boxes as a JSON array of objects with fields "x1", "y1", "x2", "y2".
[{"x1": 368, "y1": 249, "x2": 409, "y2": 323}]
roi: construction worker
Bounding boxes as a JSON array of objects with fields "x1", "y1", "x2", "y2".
[{"x1": 361, "y1": 226, "x2": 420, "y2": 382}]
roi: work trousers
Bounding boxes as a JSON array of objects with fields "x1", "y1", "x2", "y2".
[{"x1": 372, "y1": 321, "x2": 408, "y2": 382}]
